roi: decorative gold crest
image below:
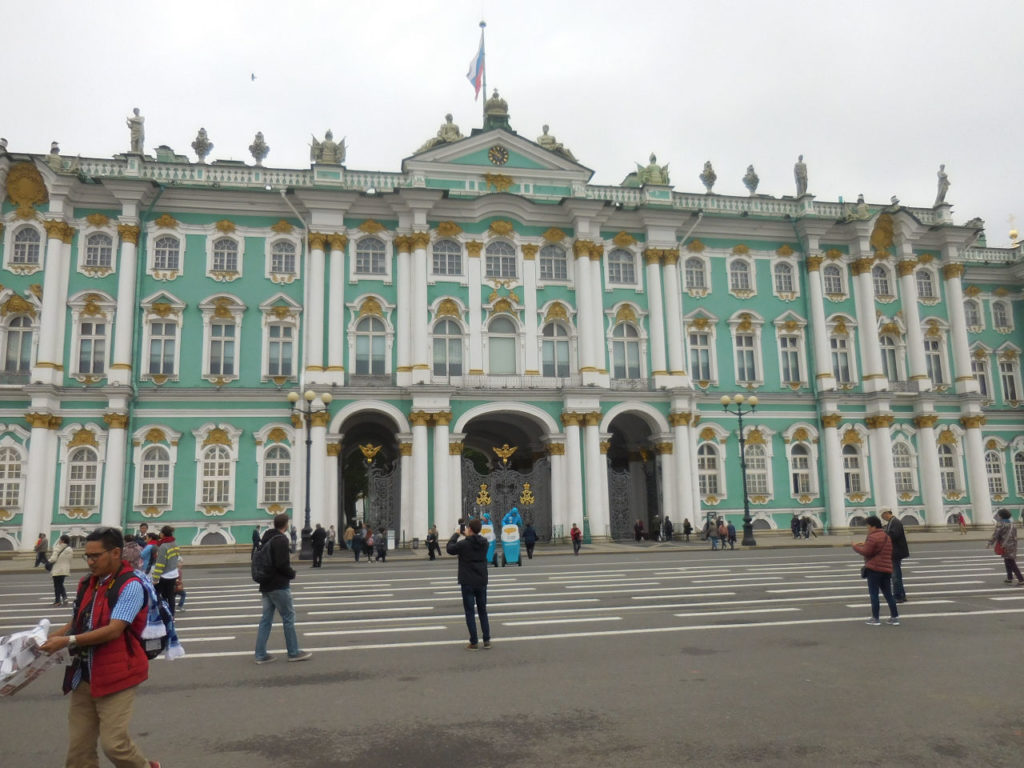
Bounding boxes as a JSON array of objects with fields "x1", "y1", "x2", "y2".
[
  {"x1": 489, "y1": 220, "x2": 515, "y2": 237},
  {"x1": 359, "y1": 297, "x2": 383, "y2": 317},
  {"x1": 542, "y1": 228, "x2": 566, "y2": 243},
  {"x1": 153, "y1": 214, "x2": 179, "y2": 229},
  {"x1": 436, "y1": 298, "x2": 460, "y2": 318},
  {"x1": 545, "y1": 302, "x2": 569, "y2": 322},
  {"x1": 520, "y1": 483, "x2": 536, "y2": 506},
  {"x1": 0, "y1": 294, "x2": 36, "y2": 318},
  {"x1": 483, "y1": 174, "x2": 514, "y2": 193},
  {"x1": 68, "y1": 428, "x2": 98, "y2": 448},
  {"x1": 266, "y1": 427, "x2": 288, "y2": 444},
  {"x1": 359, "y1": 443, "x2": 382, "y2": 462},
  {"x1": 615, "y1": 305, "x2": 637, "y2": 324},
  {"x1": 436, "y1": 221, "x2": 463, "y2": 237},
  {"x1": 202, "y1": 428, "x2": 232, "y2": 448},
  {"x1": 271, "y1": 219, "x2": 294, "y2": 234},
  {"x1": 86, "y1": 213, "x2": 110, "y2": 228},
  {"x1": 493, "y1": 443, "x2": 517, "y2": 465},
  {"x1": 358, "y1": 220, "x2": 385, "y2": 234},
  {"x1": 732, "y1": 244, "x2": 750, "y2": 255},
  {"x1": 776, "y1": 244, "x2": 795, "y2": 256},
  {"x1": 5, "y1": 162, "x2": 48, "y2": 218},
  {"x1": 476, "y1": 483, "x2": 492, "y2": 506},
  {"x1": 613, "y1": 231, "x2": 637, "y2": 247}
]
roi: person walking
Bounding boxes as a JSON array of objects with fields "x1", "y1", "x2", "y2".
[
  {"x1": 881, "y1": 509, "x2": 910, "y2": 602},
  {"x1": 310, "y1": 523, "x2": 327, "y2": 567},
  {"x1": 326, "y1": 525, "x2": 336, "y2": 556},
  {"x1": 522, "y1": 523, "x2": 538, "y2": 559},
  {"x1": 707, "y1": 519, "x2": 719, "y2": 551},
  {"x1": 426, "y1": 525, "x2": 440, "y2": 560},
  {"x1": 663, "y1": 516, "x2": 674, "y2": 542},
  {"x1": 343, "y1": 523, "x2": 354, "y2": 552},
  {"x1": 682, "y1": 518, "x2": 692, "y2": 542},
  {"x1": 139, "y1": 532, "x2": 159, "y2": 574},
  {"x1": 33, "y1": 533, "x2": 48, "y2": 567},
  {"x1": 151, "y1": 525, "x2": 180, "y2": 616},
  {"x1": 375, "y1": 528, "x2": 388, "y2": 562},
  {"x1": 254, "y1": 513, "x2": 312, "y2": 664},
  {"x1": 958, "y1": 511, "x2": 968, "y2": 535},
  {"x1": 852, "y1": 515, "x2": 900, "y2": 626},
  {"x1": 251, "y1": 527, "x2": 261, "y2": 556},
  {"x1": 39, "y1": 526, "x2": 162, "y2": 768},
  {"x1": 363, "y1": 526, "x2": 375, "y2": 563},
  {"x1": 726, "y1": 521, "x2": 737, "y2": 550},
  {"x1": 790, "y1": 515, "x2": 801, "y2": 540},
  {"x1": 133, "y1": 523, "x2": 149, "y2": 546},
  {"x1": 351, "y1": 523, "x2": 364, "y2": 562},
  {"x1": 48, "y1": 534, "x2": 73, "y2": 606},
  {"x1": 633, "y1": 519, "x2": 644, "y2": 543},
  {"x1": 800, "y1": 516, "x2": 810, "y2": 539},
  {"x1": 717, "y1": 519, "x2": 728, "y2": 552},
  {"x1": 446, "y1": 519, "x2": 491, "y2": 650},
  {"x1": 570, "y1": 523, "x2": 583, "y2": 555},
  {"x1": 289, "y1": 525, "x2": 297, "y2": 553},
  {"x1": 987, "y1": 508, "x2": 1024, "y2": 586}
]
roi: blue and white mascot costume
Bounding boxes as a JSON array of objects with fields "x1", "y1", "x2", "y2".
[
  {"x1": 480, "y1": 511, "x2": 497, "y2": 565},
  {"x1": 501, "y1": 506, "x2": 524, "y2": 566}
]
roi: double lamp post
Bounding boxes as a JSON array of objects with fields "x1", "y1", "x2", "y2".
[
  {"x1": 720, "y1": 393, "x2": 758, "y2": 547},
  {"x1": 288, "y1": 390, "x2": 332, "y2": 561}
]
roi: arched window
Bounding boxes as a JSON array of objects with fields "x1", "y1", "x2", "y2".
[
  {"x1": 916, "y1": 270, "x2": 934, "y2": 299},
  {"x1": 541, "y1": 322, "x2": 571, "y2": 378},
  {"x1": 355, "y1": 237, "x2": 386, "y2": 275},
  {"x1": 993, "y1": 301, "x2": 1011, "y2": 329},
  {"x1": 4, "y1": 316, "x2": 33, "y2": 373},
  {"x1": 0, "y1": 446, "x2": 22, "y2": 507},
  {"x1": 12, "y1": 228, "x2": 41, "y2": 264},
  {"x1": 271, "y1": 241, "x2": 296, "y2": 275},
  {"x1": 964, "y1": 299, "x2": 982, "y2": 328},
  {"x1": 985, "y1": 450, "x2": 1006, "y2": 495},
  {"x1": 790, "y1": 443, "x2": 811, "y2": 494},
  {"x1": 212, "y1": 237, "x2": 238, "y2": 272},
  {"x1": 729, "y1": 261, "x2": 751, "y2": 291},
  {"x1": 774, "y1": 262, "x2": 794, "y2": 293},
  {"x1": 744, "y1": 443, "x2": 768, "y2": 495},
  {"x1": 140, "y1": 446, "x2": 170, "y2": 506},
  {"x1": 880, "y1": 335, "x2": 901, "y2": 382},
  {"x1": 697, "y1": 443, "x2": 719, "y2": 496},
  {"x1": 67, "y1": 447, "x2": 99, "y2": 507},
  {"x1": 354, "y1": 316, "x2": 386, "y2": 375},
  {"x1": 263, "y1": 445, "x2": 291, "y2": 504},
  {"x1": 843, "y1": 444, "x2": 863, "y2": 493},
  {"x1": 539, "y1": 244, "x2": 567, "y2": 281},
  {"x1": 432, "y1": 239, "x2": 462, "y2": 276},
  {"x1": 485, "y1": 241, "x2": 516, "y2": 279},
  {"x1": 938, "y1": 444, "x2": 959, "y2": 491},
  {"x1": 685, "y1": 257, "x2": 706, "y2": 290},
  {"x1": 201, "y1": 445, "x2": 232, "y2": 504},
  {"x1": 154, "y1": 235, "x2": 180, "y2": 271},
  {"x1": 85, "y1": 233, "x2": 113, "y2": 268},
  {"x1": 1014, "y1": 451, "x2": 1024, "y2": 495},
  {"x1": 872, "y1": 265, "x2": 891, "y2": 297},
  {"x1": 267, "y1": 322, "x2": 294, "y2": 377},
  {"x1": 892, "y1": 442, "x2": 915, "y2": 494},
  {"x1": 611, "y1": 323, "x2": 641, "y2": 379},
  {"x1": 822, "y1": 264, "x2": 843, "y2": 295},
  {"x1": 487, "y1": 316, "x2": 517, "y2": 374},
  {"x1": 608, "y1": 249, "x2": 635, "y2": 284},
  {"x1": 432, "y1": 318, "x2": 463, "y2": 377}
]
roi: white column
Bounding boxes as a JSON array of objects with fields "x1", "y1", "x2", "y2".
[
  {"x1": 447, "y1": 435, "x2": 465, "y2": 538},
  {"x1": 588, "y1": 248, "x2": 606, "y2": 373},
  {"x1": 305, "y1": 233, "x2": 327, "y2": 377},
  {"x1": 100, "y1": 413, "x2": 128, "y2": 528},
  {"x1": 546, "y1": 440, "x2": 567, "y2": 540},
  {"x1": 645, "y1": 250, "x2": 668, "y2": 376},
  {"x1": 309, "y1": 412, "x2": 329, "y2": 528},
  {"x1": 821, "y1": 414, "x2": 846, "y2": 529},
  {"x1": 572, "y1": 243, "x2": 594, "y2": 372},
  {"x1": 942, "y1": 261, "x2": 976, "y2": 394},
  {"x1": 961, "y1": 415, "x2": 992, "y2": 525},
  {"x1": 598, "y1": 435, "x2": 611, "y2": 540},
  {"x1": 326, "y1": 442, "x2": 340, "y2": 530},
  {"x1": 851, "y1": 256, "x2": 886, "y2": 392},
  {"x1": 897, "y1": 259, "x2": 929, "y2": 389},
  {"x1": 671, "y1": 414, "x2": 694, "y2": 527},
  {"x1": 583, "y1": 412, "x2": 606, "y2": 539},
  {"x1": 866, "y1": 415, "x2": 898, "y2": 513},
  {"x1": 20, "y1": 414, "x2": 55, "y2": 550},
  {"x1": 410, "y1": 412, "x2": 430, "y2": 542},
  {"x1": 395, "y1": 236, "x2": 412, "y2": 385},
  {"x1": 53, "y1": 237, "x2": 74, "y2": 369},
  {"x1": 522, "y1": 245, "x2": 539, "y2": 375},
  {"x1": 467, "y1": 243, "x2": 484, "y2": 374},
  {"x1": 562, "y1": 414, "x2": 584, "y2": 541},
  {"x1": 398, "y1": 437, "x2": 413, "y2": 545},
  {"x1": 914, "y1": 414, "x2": 945, "y2": 526},
  {"x1": 32, "y1": 221, "x2": 71, "y2": 385},
  {"x1": 689, "y1": 417, "x2": 702, "y2": 526},
  {"x1": 662, "y1": 251, "x2": 686, "y2": 376},
  {"x1": 432, "y1": 412, "x2": 451, "y2": 534},
  {"x1": 326, "y1": 234, "x2": 348, "y2": 386},
  {"x1": 805, "y1": 255, "x2": 836, "y2": 391},
  {"x1": 410, "y1": 232, "x2": 431, "y2": 384},
  {"x1": 656, "y1": 439, "x2": 677, "y2": 524},
  {"x1": 109, "y1": 224, "x2": 140, "y2": 386}
]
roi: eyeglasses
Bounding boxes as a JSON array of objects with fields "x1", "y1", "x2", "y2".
[{"x1": 83, "y1": 549, "x2": 113, "y2": 562}]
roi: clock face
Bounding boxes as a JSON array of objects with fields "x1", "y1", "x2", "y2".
[{"x1": 488, "y1": 145, "x2": 509, "y2": 166}]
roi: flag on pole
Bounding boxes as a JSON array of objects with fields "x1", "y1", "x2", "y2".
[{"x1": 466, "y1": 28, "x2": 485, "y2": 100}]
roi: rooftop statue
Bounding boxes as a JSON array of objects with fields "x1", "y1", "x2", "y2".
[
  {"x1": 536, "y1": 124, "x2": 576, "y2": 162},
  {"x1": 699, "y1": 161, "x2": 717, "y2": 193},
  {"x1": 191, "y1": 128, "x2": 213, "y2": 163},
  {"x1": 742, "y1": 164, "x2": 759, "y2": 195},
  {"x1": 842, "y1": 193, "x2": 871, "y2": 222},
  {"x1": 934, "y1": 164, "x2": 950, "y2": 206},
  {"x1": 249, "y1": 131, "x2": 270, "y2": 166},
  {"x1": 311, "y1": 129, "x2": 346, "y2": 165},
  {"x1": 50, "y1": 141, "x2": 60, "y2": 155},
  {"x1": 415, "y1": 114, "x2": 464, "y2": 154},
  {"x1": 0, "y1": 137, "x2": 7, "y2": 154},
  {"x1": 635, "y1": 153, "x2": 670, "y2": 185},
  {"x1": 794, "y1": 154, "x2": 808, "y2": 196},
  {"x1": 127, "y1": 107, "x2": 145, "y2": 154}
]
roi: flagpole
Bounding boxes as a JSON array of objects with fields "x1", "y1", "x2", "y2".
[{"x1": 479, "y1": 20, "x2": 487, "y2": 118}]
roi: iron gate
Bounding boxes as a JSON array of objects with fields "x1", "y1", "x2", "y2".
[
  {"x1": 365, "y1": 462, "x2": 400, "y2": 539},
  {"x1": 462, "y1": 456, "x2": 551, "y2": 540},
  {"x1": 608, "y1": 462, "x2": 633, "y2": 540}
]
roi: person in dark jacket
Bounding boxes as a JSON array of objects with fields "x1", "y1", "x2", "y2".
[
  {"x1": 447, "y1": 519, "x2": 491, "y2": 649},
  {"x1": 351, "y1": 522, "x2": 364, "y2": 562},
  {"x1": 251, "y1": 527, "x2": 260, "y2": 555},
  {"x1": 853, "y1": 515, "x2": 900, "y2": 626},
  {"x1": 310, "y1": 523, "x2": 327, "y2": 567},
  {"x1": 790, "y1": 515, "x2": 801, "y2": 539},
  {"x1": 682, "y1": 518, "x2": 692, "y2": 542},
  {"x1": 522, "y1": 523, "x2": 538, "y2": 559},
  {"x1": 663, "y1": 516, "x2": 674, "y2": 542},
  {"x1": 254, "y1": 513, "x2": 312, "y2": 663},
  {"x1": 881, "y1": 509, "x2": 909, "y2": 602}
]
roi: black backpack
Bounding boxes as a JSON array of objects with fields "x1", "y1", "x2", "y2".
[{"x1": 251, "y1": 535, "x2": 277, "y2": 583}]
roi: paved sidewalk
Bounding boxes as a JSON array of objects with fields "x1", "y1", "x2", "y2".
[{"x1": 0, "y1": 528, "x2": 994, "y2": 575}]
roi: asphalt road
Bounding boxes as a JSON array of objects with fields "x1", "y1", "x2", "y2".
[{"x1": 2, "y1": 542, "x2": 1022, "y2": 767}]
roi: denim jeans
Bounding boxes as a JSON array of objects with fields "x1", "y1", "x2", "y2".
[
  {"x1": 254, "y1": 587, "x2": 300, "y2": 659},
  {"x1": 460, "y1": 584, "x2": 490, "y2": 645},
  {"x1": 891, "y1": 557, "x2": 906, "y2": 600},
  {"x1": 865, "y1": 569, "x2": 899, "y2": 620}
]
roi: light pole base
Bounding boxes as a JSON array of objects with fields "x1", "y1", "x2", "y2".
[
  {"x1": 741, "y1": 523, "x2": 757, "y2": 547},
  {"x1": 298, "y1": 527, "x2": 314, "y2": 560}
]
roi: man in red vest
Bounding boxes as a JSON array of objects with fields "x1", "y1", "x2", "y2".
[{"x1": 41, "y1": 526, "x2": 160, "y2": 768}]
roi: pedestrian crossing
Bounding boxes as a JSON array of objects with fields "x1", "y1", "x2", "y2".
[{"x1": 1, "y1": 550, "x2": 1021, "y2": 657}]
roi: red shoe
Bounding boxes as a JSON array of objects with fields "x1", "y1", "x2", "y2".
[{"x1": 150, "y1": 762, "x2": 161, "y2": 768}]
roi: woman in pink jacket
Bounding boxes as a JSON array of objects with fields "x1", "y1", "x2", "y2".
[{"x1": 852, "y1": 515, "x2": 900, "y2": 626}]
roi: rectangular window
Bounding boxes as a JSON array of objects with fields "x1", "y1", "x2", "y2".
[
  {"x1": 1000, "y1": 360, "x2": 1019, "y2": 401},
  {"x1": 780, "y1": 335, "x2": 800, "y2": 383},
  {"x1": 689, "y1": 332, "x2": 711, "y2": 381},
  {"x1": 972, "y1": 358, "x2": 989, "y2": 397},
  {"x1": 831, "y1": 336, "x2": 851, "y2": 383},
  {"x1": 485, "y1": 255, "x2": 517, "y2": 279},
  {"x1": 209, "y1": 323, "x2": 236, "y2": 376},
  {"x1": 924, "y1": 339, "x2": 944, "y2": 384},
  {"x1": 539, "y1": 252, "x2": 567, "y2": 281},
  {"x1": 268, "y1": 325, "x2": 294, "y2": 377},
  {"x1": 78, "y1": 322, "x2": 106, "y2": 375},
  {"x1": 356, "y1": 250, "x2": 386, "y2": 275},
  {"x1": 735, "y1": 334, "x2": 756, "y2": 383},
  {"x1": 148, "y1": 322, "x2": 176, "y2": 375}
]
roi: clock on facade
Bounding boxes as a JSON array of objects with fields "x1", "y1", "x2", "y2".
[{"x1": 488, "y1": 145, "x2": 509, "y2": 166}]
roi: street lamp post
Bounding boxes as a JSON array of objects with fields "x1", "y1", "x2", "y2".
[
  {"x1": 720, "y1": 393, "x2": 759, "y2": 547},
  {"x1": 288, "y1": 389, "x2": 333, "y2": 561}
]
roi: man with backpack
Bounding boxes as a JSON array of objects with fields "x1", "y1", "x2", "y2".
[
  {"x1": 252, "y1": 513, "x2": 312, "y2": 664},
  {"x1": 39, "y1": 526, "x2": 161, "y2": 768}
]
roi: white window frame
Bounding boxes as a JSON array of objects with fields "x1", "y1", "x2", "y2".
[
  {"x1": 139, "y1": 291, "x2": 185, "y2": 383},
  {"x1": 354, "y1": 235, "x2": 387, "y2": 277},
  {"x1": 992, "y1": 299, "x2": 1013, "y2": 332},
  {"x1": 891, "y1": 439, "x2": 918, "y2": 497},
  {"x1": 265, "y1": 234, "x2": 302, "y2": 284},
  {"x1": 254, "y1": 424, "x2": 295, "y2": 513},
  {"x1": 146, "y1": 223, "x2": 184, "y2": 281},
  {"x1": 485, "y1": 314, "x2": 521, "y2": 375},
  {"x1": 3, "y1": 221, "x2": 45, "y2": 275},
  {"x1": 191, "y1": 423, "x2": 241, "y2": 515},
  {"x1": 348, "y1": 233, "x2": 394, "y2": 284},
  {"x1": 727, "y1": 312, "x2": 765, "y2": 387},
  {"x1": 606, "y1": 248, "x2": 638, "y2": 286},
  {"x1": 609, "y1": 322, "x2": 644, "y2": 380},
  {"x1": 0, "y1": 428, "x2": 29, "y2": 514},
  {"x1": 922, "y1": 320, "x2": 951, "y2": 387},
  {"x1": 206, "y1": 233, "x2": 243, "y2": 282},
  {"x1": 1012, "y1": 443, "x2": 1024, "y2": 498},
  {"x1": 964, "y1": 298, "x2": 984, "y2": 331},
  {"x1": 0, "y1": 303, "x2": 39, "y2": 379},
  {"x1": 259, "y1": 295, "x2": 302, "y2": 383},
  {"x1": 772, "y1": 260, "x2": 799, "y2": 300},
  {"x1": 67, "y1": 291, "x2": 116, "y2": 383},
  {"x1": 971, "y1": 347, "x2": 992, "y2": 400},
  {"x1": 872, "y1": 263, "x2": 895, "y2": 302},
  {"x1": 131, "y1": 424, "x2": 181, "y2": 516},
  {"x1": 540, "y1": 320, "x2": 573, "y2": 378},
  {"x1": 915, "y1": 266, "x2": 939, "y2": 303},
  {"x1": 936, "y1": 430, "x2": 965, "y2": 495},
  {"x1": 696, "y1": 425, "x2": 730, "y2": 502},
  {"x1": 742, "y1": 429, "x2": 776, "y2": 501},
  {"x1": 484, "y1": 240, "x2": 518, "y2": 281},
  {"x1": 727, "y1": 256, "x2": 756, "y2": 297},
  {"x1": 822, "y1": 262, "x2": 847, "y2": 299},
  {"x1": 431, "y1": 316, "x2": 467, "y2": 379},
  {"x1": 773, "y1": 314, "x2": 808, "y2": 389},
  {"x1": 432, "y1": 238, "x2": 464, "y2": 278},
  {"x1": 686, "y1": 316, "x2": 718, "y2": 386},
  {"x1": 878, "y1": 331, "x2": 907, "y2": 384},
  {"x1": 827, "y1": 315, "x2": 858, "y2": 386},
  {"x1": 985, "y1": 447, "x2": 1007, "y2": 497},
  {"x1": 783, "y1": 423, "x2": 820, "y2": 502},
  {"x1": 697, "y1": 442, "x2": 722, "y2": 499},
  {"x1": 538, "y1": 244, "x2": 568, "y2": 282},
  {"x1": 684, "y1": 255, "x2": 709, "y2": 296},
  {"x1": 345, "y1": 295, "x2": 396, "y2": 378},
  {"x1": 57, "y1": 423, "x2": 109, "y2": 519},
  {"x1": 77, "y1": 223, "x2": 117, "y2": 278},
  {"x1": 199, "y1": 294, "x2": 247, "y2": 384},
  {"x1": 997, "y1": 348, "x2": 1022, "y2": 404}
]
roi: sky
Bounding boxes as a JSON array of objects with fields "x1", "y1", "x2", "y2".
[{"x1": 4, "y1": 0, "x2": 1022, "y2": 247}]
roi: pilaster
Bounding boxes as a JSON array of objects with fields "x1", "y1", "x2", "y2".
[
  {"x1": 942, "y1": 259, "x2": 977, "y2": 394},
  {"x1": 820, "y1": 411, "x2": 846, "y2": 528},
  {"x1": 913, "y1": 412, "x2": 944, "y2": 526},
  {"x1": 305, "y1": 232, "x2": 327, "y2": 378},
  {"x1": 100, "y1": 412, "x2": 129, "y2": 528},
  {"x1": 410, "y1": 231, "x2": 431, "y2": 384},
  {"x1": 466, "y1": 242, "x2": 484, "y2": 374},
  {"x1": 109, "y1": 223, "x2": 140, "y2": 386},
  {"x1": 960, "y1": 413, "x2": 991, "y2": 523},
  {"x1": 325, "y1": 233, "x2": 348, "y2": 386}
]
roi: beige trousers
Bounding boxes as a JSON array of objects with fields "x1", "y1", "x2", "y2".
[{"x1": 66, "y1": 682, "x2": 149, "y2": 768}]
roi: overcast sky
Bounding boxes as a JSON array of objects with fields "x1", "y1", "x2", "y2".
[{"x1": 5, "y1": 0, "x2": 1022, "y2": 246}]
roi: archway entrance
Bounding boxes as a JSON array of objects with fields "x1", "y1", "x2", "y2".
[
  {"x1": 606, "y1": 412, "x2": 662, "y2": 540},
  {"x1": 460, "y1": 411, "x2": 552, "y2": 540},
  {"x1": 338, "y1": 412, "x2": 401, "y2": 545}
]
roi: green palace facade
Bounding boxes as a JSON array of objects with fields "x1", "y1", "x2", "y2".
[{"x1": 1, "y1": 94, "x2": 1022, "y2": 551}]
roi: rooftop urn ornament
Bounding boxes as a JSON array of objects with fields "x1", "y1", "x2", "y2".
[
  {"x1": 127, "y1": 107, "x2": 145, "y2": 154},
  {"x1": 483, "y1": 89, "x2": 511, "y2": 131},
  {"x1": 699, "y1": 161, "x2": 717, "y2": 193},
  {"x1": 636, "y1": 153, "x2": 670, "y2": 185},
  {"x1": 415, "y1": 114, "x2": 463, "y2": 153},
  {"x1": 794, "y1": 154, "x2": 808, "y2": 196},
  {"x1": 50, "y1": 140, "x2": 60, "y2": 155},
  {"x1": 935, "y1": 164, "x2": 950, "y2": 206},
  {"x1": 742, "y1": 164, "x2": 759, "y2": 195},
  {"x1": 191, "y1": 127, "x2": 213, "y2": 163},
  {"x1": 249, "y1": 131, "x2": 270, "y2": 166},
  {"x1": 310, "y1": 129, "x2": 346, "y2": 165},
  {"x1": 536, "y1": 124, "x2": 576, "y2": 162}
]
